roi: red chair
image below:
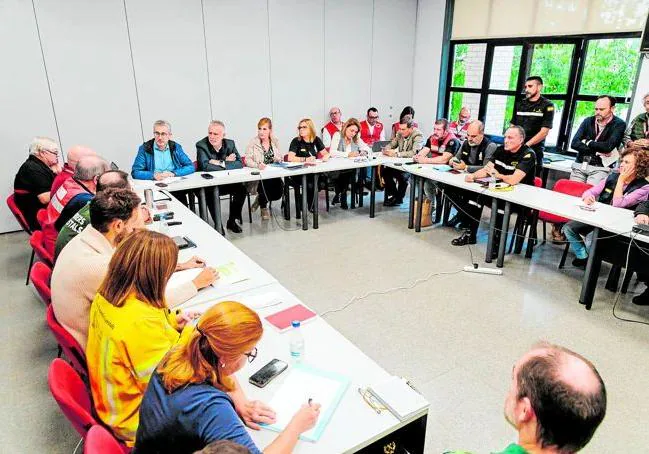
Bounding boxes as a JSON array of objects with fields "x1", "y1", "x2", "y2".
[
  {"x1": 27, "y1": 230, "x2": 53, "y2": 286},
  {"x1": 6, "y1": 191, "x2": 32, "y2": 234},
  {"x1": 30, "y1": 261, "x2": 52, "y2": 304},
  {"x1": 536, "y1": 179, "x2": 593, "y2": 268},
  {"x1": 37, "y1": 208, "x2": 48, "y2": 230},
  {"x1": 48, "y1": 358, "x2": 96, "y2": 438},
  {"x1": 46, "y1": 304, "x2": 88, "y2": 378},
  {"x1": 84, "y1": 425, "x2": 131, "y2": 454}
]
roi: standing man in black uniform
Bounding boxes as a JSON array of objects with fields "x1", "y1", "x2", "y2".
[{"x1": 511, "y1": 76, "x2": 554, "y2": 173}]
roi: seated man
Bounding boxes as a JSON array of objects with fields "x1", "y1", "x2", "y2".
[
  {"x1": 449, "y1": 107, "x2": 471, "y2": 142},
  {"x1": 51, "y1": 188, "x2": 217, "y2": 349},
  {"x1": 359, "y1": 107, "x2": 385, "y2": 147},
  {"x1": 446, "y1": 121, "x2": 497, "y2": 244},
  {"x1": 445, "y1": 342, "x2": 606, "y2": 454},
  {"x1": 196, "y1": 120, "x2": 247, "y2": 234},
  {"x1": 42, "y1": 156, "x2": 110, "y2": 256},
  {"x1": 570, "y1": 95, "x2": 626, "y2": 185},
  {"x1": 464, "y1": 126, "x2": 536, "y2": 257},
  {"x1": 50, "y1": 145, "x2": 96, "y2": 197},
  {"x1": 54, "y1": 170, "x2": 131, "y2": 259},
  {"x1": 624, "y1": 92, "x2": 649, "y2": 146},
  {"x1": 415, "y1": 119, "x2": 461, "y2": 225},
  {"x1": 131, "y1": 119, "x2": 195, "y2": 205},
  {"x1": 321, "y1": 106, "x2": 343, "y2": 149},
  {"x1": 13, "y1": 136, "x2": 62, "y2": 231},
  {"x1": 381, "y1": 115, "x2": 424, "y2": 206},
  {"x1": 633, "y1": 200, "x2": 649, "y2": 305}
]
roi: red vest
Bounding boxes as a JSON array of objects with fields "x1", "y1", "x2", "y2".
[
  {"x1": 427, "y1": 132, "x2": 457, "y2": 157},
  {"x1": 322, "y1": 121, "x2": 341, "y2": 139},
  {"x1": 360, "y1": 120, "x2": 384, "y2": 145},
  {"x1": 50, "y1": 164, "x2": 74, "y2": 197},
  {"x1": 43, "y1": 178, "x2": 89, "y2": 256}
]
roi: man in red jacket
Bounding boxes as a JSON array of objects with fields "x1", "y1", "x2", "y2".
[
  {"x1": 321, "y1": 106, "x2": 344, "y2": 149},
  {"x1": 359, "y1": 107, "x2": 386, "y2": 146},
  {"x1": 50, "y1": 145, "x2": 96, "y2": 197}
]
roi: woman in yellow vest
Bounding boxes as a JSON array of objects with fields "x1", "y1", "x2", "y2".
[{"x1": 86, "y1": 230, "x2": 197, "y2": 446}]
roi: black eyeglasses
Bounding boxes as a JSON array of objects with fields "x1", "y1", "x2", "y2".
[
  {"x1": 245, "y1": 347, "x2": 258, "y2": 363},
  {"x1": 368, "y1": 115, "x2": 379, "y2": 120}
]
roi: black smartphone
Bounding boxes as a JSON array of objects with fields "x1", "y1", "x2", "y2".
[
  {"x1": 449, "y1": 169, "x2": 462, "y2": 174},
  {"x1": 249, "y1": 359, "x2": 288, "y2": 388}
]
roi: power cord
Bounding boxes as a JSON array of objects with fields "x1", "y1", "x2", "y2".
[{"x1": 610, "y1": 233, "x2": 649, "y2": 326}]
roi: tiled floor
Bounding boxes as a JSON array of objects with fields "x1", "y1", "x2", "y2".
[{"x1": 3, "y1": 191, "x2": 649, "y2": 453}]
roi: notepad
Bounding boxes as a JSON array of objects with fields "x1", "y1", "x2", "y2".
[
  {"x1": 262, "y1": 364, "x2": 350, "y2": 442},
  {"x1": 368, "y1": 376, "x2": 429, "y2": 421},
  {"x1": 166, "y1": 261, "x2": 249, "y2": 291},
  {"x1": 431, "y1": 164, "x2": 452, "y2": 172},
  {"x1": 264, "y1": 304, "x2": 317, "y2": 332},
  {"x1": 241, "y1": 292, "x2": 283, "y2": 310}
]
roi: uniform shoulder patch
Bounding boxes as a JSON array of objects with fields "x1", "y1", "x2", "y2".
[
  {"x1": 524, "y1": 153, "x2": 532, "y2": 159},
  {"x1": 546, "y1": 106, "x2": 554, "y2": 111}
]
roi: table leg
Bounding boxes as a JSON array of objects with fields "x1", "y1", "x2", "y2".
[
  {"x1": 358, "y1": 170, "x2": 364, "y2": 208},
  {"x1": 542, "y1": 167, "x2": 550, "y2": 188},
  {"x1": 301, "y1": 174, "x2": 308, "y2": 231},
  {"x1": 485, "y1": 198, "x2": 499, "y2": 263},
  {"x1": 408, "y1": 175, "x2": 417, "y2": 230},
  {"x1": 198, "y1": 188, "x2": 207, "y2": 222},
  {"x1": 579, "y1": 227, "x2": 601, "y2": 310},
  {"x1": 313, "y1": 174, "x2": 319, "y2": 229},
  {"x1": 496, "y1": 201, "x2": 511, "y2": 268},
  {"x1": 350, "y1": 171, "x2": 356, "y2": 210},
  {"x1": 525, "y1": 210, "x2": 539, "y2": 258},
  {"x1": 212, "y1": 186, "x2": 224, "y2": 235},
  {"x1": 370, "y1": 166, "x2": 376, "y2": 218},
  {"x1": 283, "y1": 179, "x2": 290, "y2": 220},
  {"x1": 415, "y1": 177, "x2": 424, "y2": 233}
]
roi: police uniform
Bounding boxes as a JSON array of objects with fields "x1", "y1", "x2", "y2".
[{"x1": 511, "y1": 96, "x2": 554, "y2": 170}]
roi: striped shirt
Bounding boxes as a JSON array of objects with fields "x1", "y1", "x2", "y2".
[{"x1": 86, "y1": 293, "x2": 181, "y2": 446}]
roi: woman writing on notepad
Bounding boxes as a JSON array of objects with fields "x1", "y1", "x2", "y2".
[
  {"x1": 135, "y1": 301, "x2": 321, "y2": 453},
  {"x1": 85, "y1": 230, "x2": 202, "y2": 447},
  {"x1": 329, "y1": 118, "x2": 371, "y2": 209}
]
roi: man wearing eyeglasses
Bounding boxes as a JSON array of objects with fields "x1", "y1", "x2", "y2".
[
  {"x1": 359, "y1": 107, "x2": 386, "y2": 146},
  {"x1": 132, "y1": 120, "x2": 195, "y2": 205},
  {"x1": 321, "y1": 106, "x2": 344, "y2": 149},
  {"x1": 449, "y1": 107, "x2": 472, "y2": 142},
  {"x1": 50, "y1": 145, "x2": 96, "y2": 197},
  {"x1": 14, "y1": 136, "x2": 63, "y2": 231}
]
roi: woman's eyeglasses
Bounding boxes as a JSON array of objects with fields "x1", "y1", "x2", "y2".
[
  {"x1": 298, "y1": 126, "x2": 308, "y2": 130},
  {"x1": 245, "y1": 347, "x2": 258, "y2": 363}
]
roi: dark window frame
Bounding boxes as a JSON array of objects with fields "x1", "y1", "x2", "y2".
[{"x1": 442, "y1": 32, "x2": 641, "y2": 154}]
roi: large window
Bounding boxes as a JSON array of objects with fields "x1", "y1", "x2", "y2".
[{"x1": 443, "y1": 34, "x2": 642, "y2": 153}]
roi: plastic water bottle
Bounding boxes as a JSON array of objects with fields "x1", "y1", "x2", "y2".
[{"x1": 289, "y1": 320, "x2": 305, "y2": 363}]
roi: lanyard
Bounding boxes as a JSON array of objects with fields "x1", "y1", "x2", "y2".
[{"x1": 595, "y1": 121, "x2": 606, "y2": 141}]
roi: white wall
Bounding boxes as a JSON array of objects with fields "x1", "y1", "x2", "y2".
[
  {"x1": 412, "y1": 0, "x2": 447, "y2": 137},
  {"x1": 1, "y1": 0, "x2": 439, "y2": 233},
  {"x1": 630, "y1": 57, "x2": 649, "y2": 118}
]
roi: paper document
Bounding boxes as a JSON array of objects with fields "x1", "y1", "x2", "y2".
[
  {"x1": 241, "y1": 292, "x2": 282, "y2": 310},
  {"x1": 598, "y1": 149, "x2": 619, "y2": 168},
  {"x1": 166, "y1": 261, "x2": 249, "y2": 291},
  {"x1": 368, "y1": 376, "x2": 428, "y2": 421},
  {"x1": 263, "y1": 365, "x2": 350, "y2": 442}
]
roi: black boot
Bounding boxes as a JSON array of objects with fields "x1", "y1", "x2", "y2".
[
  {"x1": 632, "y1": 287, "x2": 649, "y2": 306},
  {"x1": 226, "y1": 218, "x2": 242, "y2": 233},
  {"x1": 340, "y1": 192, "x2": 348, "y2": 210},
  {"x1": 451, "y1": 229, "x2": 476, "y2": 246}
]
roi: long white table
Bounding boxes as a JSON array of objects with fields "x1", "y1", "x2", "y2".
[
  {"x1": 183, "y1": 282, "x2": 428, "y2": 454},
  {"x1": 153, "y1": 190, "x2": 430, "y2": 453}
]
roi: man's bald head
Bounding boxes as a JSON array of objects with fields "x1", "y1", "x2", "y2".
[
  {"x1": 507, "y1": 342, "x2": 606, "y2": 452},
  {"x1": 96, "y1": 170, "x2": 130, "y2": 192},
  {"x1": 66, "y1": 145, "x2": 96, "y2": 170}
]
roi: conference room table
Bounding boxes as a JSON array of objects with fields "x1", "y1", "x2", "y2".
[
  {"x1": 380, "y1": 161, "x2": 647, "y2": 309},
  {"x1": 151, "y1": 190, "x2": 430, "y2": 453}
]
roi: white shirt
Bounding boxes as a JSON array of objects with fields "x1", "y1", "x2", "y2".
[{"x1": 329, "y1": 132, "x2": 371, "y2": 158}]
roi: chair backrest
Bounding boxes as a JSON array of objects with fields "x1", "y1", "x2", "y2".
[
  {"x1": 46, "y1": 305, "x2": 88, "y2": 377},
  {"x1": 30, "y1": 230, "x2": 54, "y2": 266},
  {"x1": 193, "y1": 160, "x2": 198, "y2": 171},
  {"x1": 6, "y1": 193, "x2": 32, "y2": 234},
  {"x1": 533, "y1": 176, "x2": 542, "y2": 188},
  {"x1": 48, "y1": 358, "x2": 97, "y2": 438},
  {"x1": 84, "y1": 425, "x2": 127, "y2": 454},
  {"x1": 37, "y1": 208, "x2": 48, "y2": 230},
  {"x1": 553, "y1": 178, "x2": 593, "y2": 197},
  {"x1": 30, "y1": 261, "x2": 52, "y2": 304}
]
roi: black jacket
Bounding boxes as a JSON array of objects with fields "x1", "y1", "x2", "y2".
[
  {"x1": 635, "y1": 200, "x2": 649, "y2": 217},
  {"x1": 195, "y1": 137, "x2": 243, "y2": 172},
  {"x1": 570, "y1": 115, "x2": 626, "y2": 166}
]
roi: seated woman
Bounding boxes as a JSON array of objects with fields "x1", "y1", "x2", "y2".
[
  {"x1": 563, "y1": 140, "x2": 649, "y2": 268},
  {"x1": 86, "y1": 230, "x2": 200, "y2": 447},
  {"x1": 287, "y1": 119, "x2": 330, "y2": 213},
  {"x1": 329, "y1": 118, "x2": 371, "y2": 209},
  {"x1": 135, "y1": 301, "x2": 321, "y2": 454},
  {"x1": 245, "y1": 117, "x2": 284, "y2": 220}
]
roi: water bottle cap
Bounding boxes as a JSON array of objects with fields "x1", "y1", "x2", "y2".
[{"x1": 291, "y1": 320, "x2": 301, "y2": 328}]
